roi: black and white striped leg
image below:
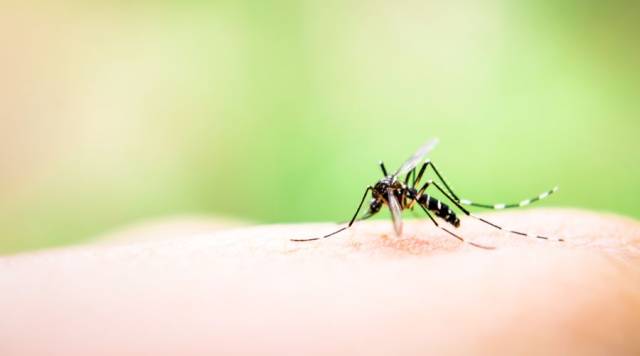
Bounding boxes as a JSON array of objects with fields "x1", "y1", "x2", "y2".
[
  {"x1": 291, "y1": 186, "x2": 374, "y2": 242},
  {"x1": 458, "y1": 186, "x2": 559, "y2": 210},
  {"x1": 423, "y1": 180, "x2": 565, "y2": 243},
  {"x1": 416, "y1": 160, "x2": 558, "y2": 210},
  {"x1": 416, "y1": 202, "x2": 495, "y2": 250}
]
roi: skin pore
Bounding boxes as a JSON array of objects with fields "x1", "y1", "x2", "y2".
[{"x1": 1, "y1": 208, "x2": 639, "y2": 355}]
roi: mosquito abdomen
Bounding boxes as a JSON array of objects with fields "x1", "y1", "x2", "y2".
[{"x1": 419, "y1": 194, "x2": 460, "y2": 227}]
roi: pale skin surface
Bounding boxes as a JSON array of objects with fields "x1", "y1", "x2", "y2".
[{"x1": 1, "y1": 208, "x2": 639, "y2": 356}]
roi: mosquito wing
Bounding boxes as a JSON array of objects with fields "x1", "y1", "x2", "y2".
[
  {"x1": 393, "y1": 138, "x2": 439, "y2": 178},
  {"x1": 387, "y1": 189, "x2": 403, "y2": 236}
]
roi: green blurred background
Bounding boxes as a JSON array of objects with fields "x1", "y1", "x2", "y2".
[{"x1": 1, "y1": 1, "x2": 638, "y2": 254}]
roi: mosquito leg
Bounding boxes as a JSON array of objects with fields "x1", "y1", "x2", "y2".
[
  {"x1": 422, "y1": 180, "x2": 564, "y2": 242},
  {"x1": 401, "y1": 162, "x2": 427, "y2": 208},
  {"x1": 379, "y1": 161, "x2": 389, "y2": 176},
  {"x1": 337, "y1": 210, "x2": 374, "y2": 225},
  {"x1": 401, "y1": 165, "x2": 425, "y2": 210},
  {"x1": 412, "y1": 160, "x2": 458, "y2": 199},
  {"x1": 416, "y1": 202, "x2": 494, "y2": 250},
  {"x1": 402, "y1": 167, "x2": 416, "y2": 208},
  {"x1": 291, "y1": 186, "x2": 374, "y2": 242},
  {"x1": 412, "y1": 162, "x2": 428, "y2": 188},
  {"x1": 458, "y1": 187, "x2": 559, "y2": 210},
  {"x1": 404, "y1": 167, "x2": 415, "y2": 186},
  {"x1": 423, "y1": 161, "x2": 558, "y2": 210}
]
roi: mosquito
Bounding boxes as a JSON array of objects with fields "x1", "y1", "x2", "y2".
[{"x1": 291, "y1": 138, "x2": 563, "y2": 249}]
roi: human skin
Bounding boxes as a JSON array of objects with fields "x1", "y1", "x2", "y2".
[{"x1": 1, "y1": 208, "x2": 639, "y2": 356}]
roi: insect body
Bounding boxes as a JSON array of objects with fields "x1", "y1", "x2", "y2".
[{"x1": 292, "y1": 138, "x2": 562, "y2": 249}]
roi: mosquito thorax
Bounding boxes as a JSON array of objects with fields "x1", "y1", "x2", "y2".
[
  {"x1": 372, "y1": 177, "x2": 402, "y2": 197},
  {"x1": 406, "y1": 187, "x2": 418, "y2": 198}
]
